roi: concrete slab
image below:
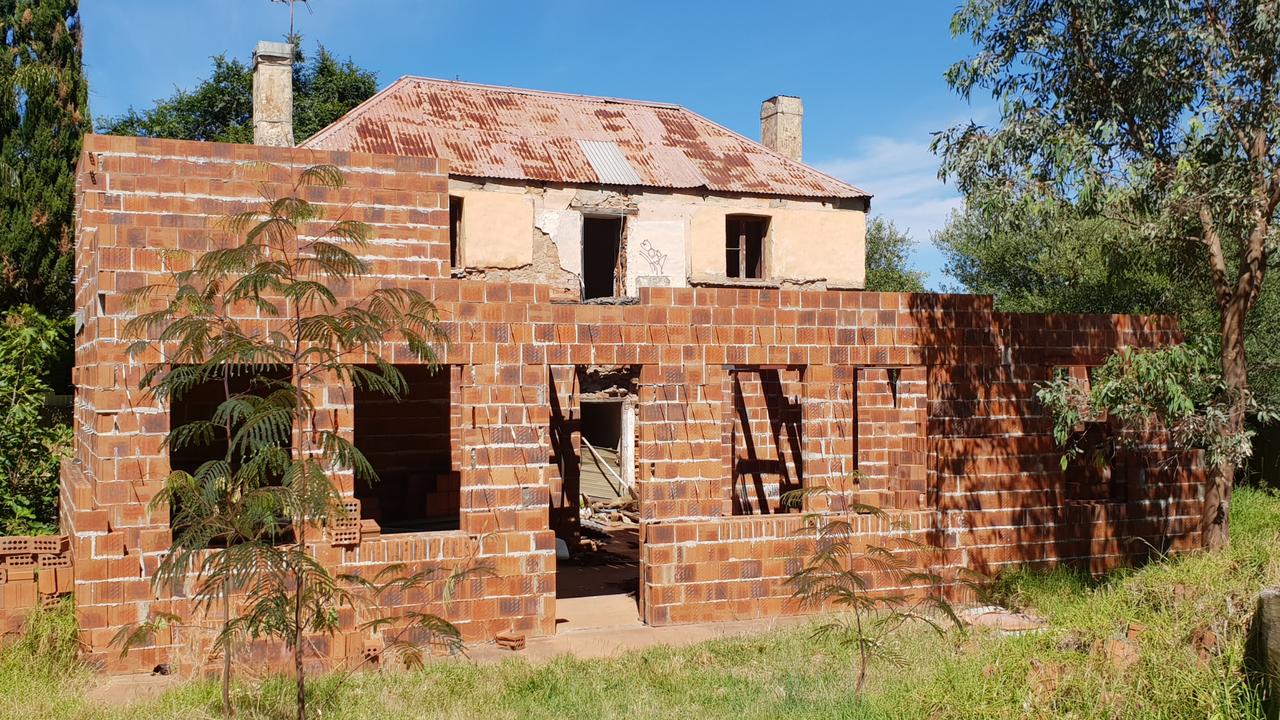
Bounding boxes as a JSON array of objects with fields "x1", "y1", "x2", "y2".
[
  {"x1": 554, "y1": 593, "x2": 641, "y2": 632},
  {"x1": 85, "y1": 672, "x2": 181, "y2": 707},
  {"x1": 468, "y1": 612, "x2": 812, "y2": 663}
]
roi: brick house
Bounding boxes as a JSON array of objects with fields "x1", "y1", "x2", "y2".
[{"x1": 0, "y1": 42, "x2": 1206, "y2": 675}]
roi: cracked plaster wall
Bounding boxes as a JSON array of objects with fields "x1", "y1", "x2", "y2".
[{"x1": 449, "y1": 178, "x2": 867, "y2": 295}]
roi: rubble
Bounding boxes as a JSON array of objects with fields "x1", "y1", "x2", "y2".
[
  {"x1": 1097, "y1": 637, "x2": 1140, "y2": 672},
  {"x1": 580, "y1": 497, "x2": 639, "y2": 531}
]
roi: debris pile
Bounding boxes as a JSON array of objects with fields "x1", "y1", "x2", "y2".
[
  {"x1": 959, "y1": 605, "x2": 1049, "y2": 635},
  {"x1": 579, "y1": 496, "x2": 639, "y2": 532}
]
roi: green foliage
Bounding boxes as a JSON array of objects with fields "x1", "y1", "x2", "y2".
[
  {"x1": 0, "y1": 598, "x2": 84, "y2": 720},
  {"x1": 0, "y1": 305, "x2": 70, "y2": 534},
  {"x1": 120, "y1": 164, "x2": 454, "y2": 719},
  {"x1": 863, "y1": 217, "x2": 926, "y2": 293},
  {"x1": 1, "y1": 596, "x2": 79, "y2": 670},
  {"x1": 937, "y1": 1, "x2": 1280, "y2": 545},
  {"x1": 783, "y1": 485, "x2": 957, "y2": 697},
  {"x1": 934, "y1": 204, "x2": 1207, "y2": 316},
  {"x1": 938, "y1": 1, "x2": 1280, "y2": 232},
  {"x1": 97, "y1": 43, "x2": 377, "y2": 144},
  {"x1": 0, "y1": 0, "x2": 90, "y2": 314},
  {"x1": 1037, "y1": 339, "x2": 1278, "y2": 469},
  {"x1": 935, "y1": 199, "x2": 1280, "y2": 408},
  {"x1": 97, "y1": 54, "x2": 252, "y2": 143}
]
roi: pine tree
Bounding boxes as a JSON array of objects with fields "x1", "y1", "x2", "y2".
[{"x1": 0, "y1": 0, "x2": 90, "y2": 314}]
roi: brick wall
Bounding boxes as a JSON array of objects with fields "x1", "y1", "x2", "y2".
[{"x1": 28, "y1": 134, "x2": 1204, "y2": 675}]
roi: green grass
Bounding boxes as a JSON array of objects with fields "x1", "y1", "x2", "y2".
[{"x1": 4, "y1": 486, "x2": 1279, "y2": 720}]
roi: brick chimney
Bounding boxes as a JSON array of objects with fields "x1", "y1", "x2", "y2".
[
  {"x1": 760, "y1": 96, "x2": 803, "y2": 162},
  {"x1": 252, "y1": 40, "x2": 294, "y2": 147}
]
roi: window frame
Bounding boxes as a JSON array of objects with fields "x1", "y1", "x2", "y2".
[
  {"x1": 725, "y1": 214, "x2": 770, "y2": 280},
  {"x1": 448, "y1": 196, "x2": 464, "y2": 270},
  {"x1": 580, "y1": 212, "x2": 627, "y2": 301}
]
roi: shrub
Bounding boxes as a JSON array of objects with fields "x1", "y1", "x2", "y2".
[{"x1": 0, "y1": 306, "x2": 71, "y2": 534}]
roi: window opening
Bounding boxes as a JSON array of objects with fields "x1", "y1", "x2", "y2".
[
  {"x1": 353, "y1": 364, "x2": 459, "y2": 533},
  {"x1": 582, "y1": 216, "x2": 624, "y2": 300},
  {"x1": 726, "y1": 215, "x2": 768, "y2": 279}
]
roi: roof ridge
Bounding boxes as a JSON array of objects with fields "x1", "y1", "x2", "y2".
[{"x1": 398, "y1": 76, "x2": 685, "y2": 110}]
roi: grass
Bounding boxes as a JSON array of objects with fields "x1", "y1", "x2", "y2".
[{"x1": 3, "y1": 486, "x2": 1278, "y2": 720}]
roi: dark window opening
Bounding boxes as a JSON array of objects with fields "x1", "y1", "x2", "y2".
[
  {"x1": 726, "y1": 215, "x2": 768, "y2": 279},
  {"x1": 353, "y1": 364, "x2": 459, "y2": 533},
  {"x1": 448, "y1": 196, "x2": 463, "y2": 269},
  {"x1": 582, "y1": 216, "x2": 624, "y2": 300},
  {"x1": 728, "y1": 366, "x2": 803, "y2": 515},
  {"x1": 168, "y1": 365, "x2": 293, "y2": 544}
]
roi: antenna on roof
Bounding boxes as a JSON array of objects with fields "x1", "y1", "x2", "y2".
[{"x1": 269, "y1": 0, "x2": 311, "y2": 41}]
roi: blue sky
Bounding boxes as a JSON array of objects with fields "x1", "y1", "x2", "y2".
[{"x1": 81, "y1": 1, "x2": 988, "y2": 288}]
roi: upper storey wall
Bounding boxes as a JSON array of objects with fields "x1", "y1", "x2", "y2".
[{"x1": 449, "y1": 178, "x2": 867, "y2": 300}]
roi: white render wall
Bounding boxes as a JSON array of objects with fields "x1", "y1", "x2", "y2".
[{"x1": 449, "y1": 178, "x2": 867, "y2": 296}]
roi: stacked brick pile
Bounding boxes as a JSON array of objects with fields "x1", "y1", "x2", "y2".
[{"x1": 0, "y1": 535, "x2": 73, "y2": 634}]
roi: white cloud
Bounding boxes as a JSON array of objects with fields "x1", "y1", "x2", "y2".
[{"x1": 815, "y1": 135, "x2": 963, "y2": 288}]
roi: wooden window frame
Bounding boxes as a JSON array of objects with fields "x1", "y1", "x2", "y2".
[
  {"x1": 725, "y1": 215, "x2": 769, "y2": 280},
  {"x1": 580, "y1": 213, "x2": 627, "y2": 300},
  {"x1": 448, "y1": 196, "x2": 463, "y2": 270}
]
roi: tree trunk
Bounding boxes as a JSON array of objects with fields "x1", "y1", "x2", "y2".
[
  {"x1": 1205, "y1": 300, "x2": 1251, "y2": 549},
  {"x1": 1202, "y1": 460, "x2": 1234, "y2": 550},
  {"x1": 294, "y1": 514, "x2": 307, "y2": 720},
  {"x1": 222, "y1": 591, "x2": 234, "y2": 717}
]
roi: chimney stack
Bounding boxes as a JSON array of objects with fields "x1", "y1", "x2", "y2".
[
  {"x1": 760, "y1": 95, "x2": 803, "y2": 162},
  {"x1": 252, "y1": 40, "x2": 294, "y2": 147}
]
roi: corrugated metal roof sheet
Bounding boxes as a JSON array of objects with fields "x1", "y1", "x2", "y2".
[
  {"x1": 577, "y1": 139, "x2": 643, "y2": 186},
  {"x1": 302, "y1": 77, "x2": 869, "y2": 200}
]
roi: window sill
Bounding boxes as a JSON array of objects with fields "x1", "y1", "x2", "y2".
[{"x1": 687, "y1": 276, "x2": 781, "y2": 289}]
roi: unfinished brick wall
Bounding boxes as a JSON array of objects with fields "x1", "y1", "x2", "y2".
[
  {"x1": 61, "y1": 136, "x2": 554, "y2": 674},
  {"x1": 31, "y1": 134, "x2": 1206, "y2": 676}
]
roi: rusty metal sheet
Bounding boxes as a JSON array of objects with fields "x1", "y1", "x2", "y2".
[{"x1": 303, "y1": 77, "x2": 869, "y2": 199}]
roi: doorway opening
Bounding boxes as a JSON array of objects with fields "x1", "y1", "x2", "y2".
[{"x1": 553, "y1": 366, "x2": 641, "y2": 629}]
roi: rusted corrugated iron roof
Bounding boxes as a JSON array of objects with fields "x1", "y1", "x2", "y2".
[{"x1": 302, "y1": 77, "x2": 869, "y2": 200}]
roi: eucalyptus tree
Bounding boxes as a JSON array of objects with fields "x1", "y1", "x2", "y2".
[
  {"x1": 864, "y1": 218, "x2": 927, "y2": 293},
  {"x1": 936, "y1": 0, "x2": 1280, "y2": 547}
]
